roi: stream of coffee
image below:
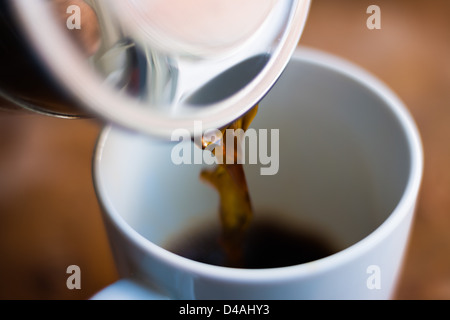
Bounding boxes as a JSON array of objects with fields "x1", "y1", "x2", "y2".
[{"x1": 198, "y1": 105, "x2": 258, "y2": 267}]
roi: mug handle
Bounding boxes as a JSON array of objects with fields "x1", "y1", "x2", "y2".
[{"x1": 90, "y1": 279, "x2": 170, "y2": 300}]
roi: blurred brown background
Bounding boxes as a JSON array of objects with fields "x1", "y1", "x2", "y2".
[{"x1": 1, "y1": 0, "x2": 449, "y2": 299}]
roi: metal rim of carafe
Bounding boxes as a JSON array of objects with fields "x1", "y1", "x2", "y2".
[
  {"x1": 0, "y1": 91, "x2": 84, "y2": 119},
  {"x1": 10, "y1": 0, "x2": 311, "y2": 138}
]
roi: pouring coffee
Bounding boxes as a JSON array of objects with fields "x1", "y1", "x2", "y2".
[{"x1": 0, "y1": 0, "x2": 311, "y2": 137}]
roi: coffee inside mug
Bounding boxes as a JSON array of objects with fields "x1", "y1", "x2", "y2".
[{"x1": 95, "y1": 48, "x2": 415, "y2": 271}]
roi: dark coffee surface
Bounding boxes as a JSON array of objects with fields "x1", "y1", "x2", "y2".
[{"x1": 167, "y1": 218, "x2": 337, "y2": 269}]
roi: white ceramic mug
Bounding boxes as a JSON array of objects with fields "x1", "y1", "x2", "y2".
[{"x1": 91, "y1": 47, "x2": 423, "y2": 300}]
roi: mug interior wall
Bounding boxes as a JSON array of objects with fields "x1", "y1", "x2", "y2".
[
  {"x1": 249, "y1": 58, "x2": 411, "y2": 248},
  {"x1": 97, "y1": 56, "x2": 412, "y2": 252}
]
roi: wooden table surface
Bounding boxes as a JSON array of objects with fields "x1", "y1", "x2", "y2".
[{"x1": 1, "y1": 0, "x2": 449, "y2": 299}]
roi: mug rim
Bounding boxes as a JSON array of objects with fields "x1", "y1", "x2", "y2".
[{"x1": 92, "y1": 47, "x2": 424, "y2": 282}]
